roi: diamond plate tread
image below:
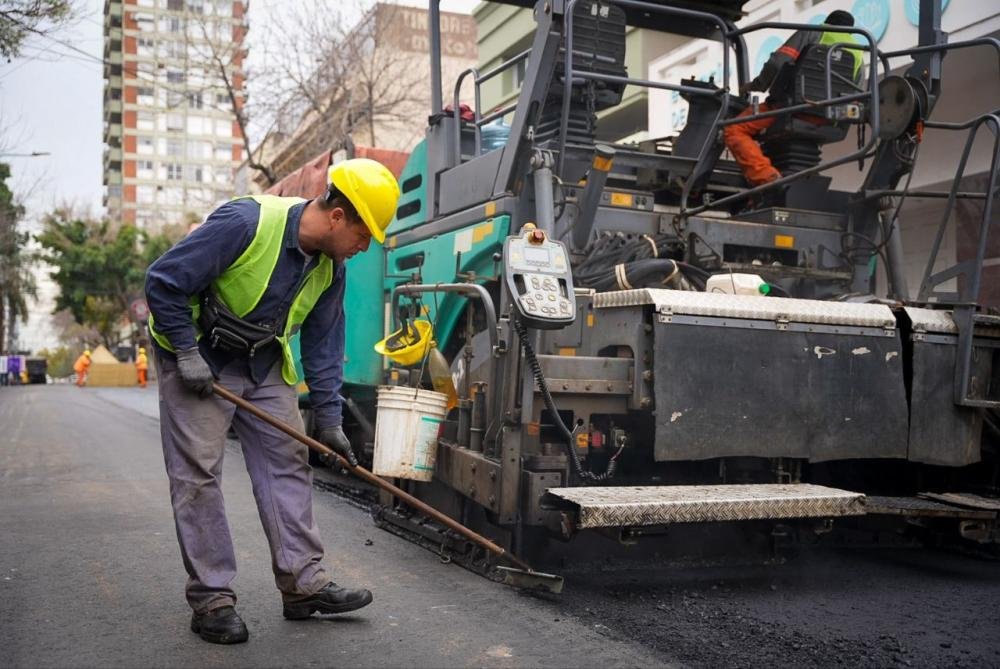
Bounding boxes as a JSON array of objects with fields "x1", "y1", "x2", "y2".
[
  {"x1": 865, "y1": 496, "x2": 996, "y2": 520},
  {"x1": 547, "y1": 483, "x2": 865, "y2": 529},
  {"x1": 593, "y1": 289, "x2": 895, "y2": 328},
  {"x1": 919, "y1": 492, "x2": 1000, "y2": 511},
  {"x1": 905, "y1": 307, "x2": 1000, "y2": 338}
]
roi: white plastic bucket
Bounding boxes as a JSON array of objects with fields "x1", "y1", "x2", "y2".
[{"x1": 372, "y1": 386, "x2": 449, "y2": 481}]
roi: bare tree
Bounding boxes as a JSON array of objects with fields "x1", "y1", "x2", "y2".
[
  {"x1": 0, "y1": 0, "x2": 75, "y2": 61},
  {"x1": 257, "y1": 1, "x2": 427, "y2": 175}
]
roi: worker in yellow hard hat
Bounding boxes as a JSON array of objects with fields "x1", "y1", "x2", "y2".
[
  {"x1": 135, "y1": 346, "x2": 148, "y2": 388},
  {"x1": 144, "y1": 157, "x2": 400, "y2": 644},
  {"x1": 73, "y1": 349, "x2": 91, "y2": 388}
]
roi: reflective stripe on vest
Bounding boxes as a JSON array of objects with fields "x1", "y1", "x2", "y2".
[
  {"x1": 149, "y1": 194, "x2": 335, "y2": 385},
  {"x1": 819, "y1": 30, "x2": 863, "y2": 81}
]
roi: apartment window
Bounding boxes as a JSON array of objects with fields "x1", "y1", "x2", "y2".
[
  {"x1": 137, "y1": 160, "x2": 155, "y2": 179},
  {"x1": 137, "y1": 185, "x2": 156, "y2": 204},
  {"x1": 167, "y1": 0, "x2": 183, "y2": 10},
  {"x1": 214, "y1": 168, "x2": 231, "y2": 185},
  {"x1": 212, "y1": 0, "x2": 231, "y2": 17},
  {"x1": 138, "y1": 0, "x2": 155, "y2": 8},
  {"x1": 138, "y1": 137, "x2": 154, "y2": 155},
  {"x1": 165, "y1": 163, "x2": 183, "y2": 181},
  {"x1": 214, "y1": 142, "x2": 231, "y2": 160},
  {"x1": 214, "y1": 118, "x2": 230, "y2": 138},
  {"x1": 163, "y1": 187, "x2": 184, "y2": 204},
  {"x1": 135, "y1": 112, "x2": 156, "y2": 130},
  {"x1": 169, "y1": 17, "x2": 182, "y2": 33},
  {"x1": 107, "y1": 185, "x2": 122, "y2": 199},
  {"x1": 137, "y1": 37, "x2": 155, "y2": 58},
  {"x1": 188, "y1": 0, "x2": 204, "y2": 14},
  {"x1": 189, "y1": 139, "x2": 212, "y2": 159},
  {"x1": 186, "y1": 165, "x2": 205, "y2": 183},
  {"x1": 166, "y1": 90, "x2": 185, "y2": 108},
  {"x1": 187, "y1": 116, "x2": 206, "y2": 135},
  {"x1": 215, "y1": 91, "x2": 230, "y2": 109},
  {"x1": 137, "y1": 87, "x2": 155, "y2": 106},
  {"x1": 166, "y1": 69, "x2": 185, "y2": 84},
  {"x1": 166, "y1": 139, "x2": 183, "y2": 157},
  {"x1": 188, "y1": 92, "x2": 203, "y2": 110}
]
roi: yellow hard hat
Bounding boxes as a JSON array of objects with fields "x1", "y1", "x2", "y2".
[
  {"x1": 327, "y1": 158, "x2": 400, "y2": 244},
  {"x1": 84, "y1": 350, "x2": 91, "y2": 357},
  {"x1": 374, "y1": 319, "x2": 433, "y2": 367},
  {"x1": 138, "y1": 347, "x2": 146, "y2": 354}
]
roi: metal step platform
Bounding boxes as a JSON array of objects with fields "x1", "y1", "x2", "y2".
[{"x1": 542, "y1": 484, "x2": 865, "y2": 529}]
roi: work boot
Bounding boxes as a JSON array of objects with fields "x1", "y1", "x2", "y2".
[
  {"x1": 282, "y1": 582, "x2": 374, "y2": 620},
  {"x1": 190, "y1": 606, "x2": 249, "y2": 644}
]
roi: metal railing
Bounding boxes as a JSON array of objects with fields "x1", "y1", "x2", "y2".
[{"x1": 452, "y1": 49, "x2": 531, "y2": 167}]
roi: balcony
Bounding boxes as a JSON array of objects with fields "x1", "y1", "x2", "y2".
[
  {"x1": 105, "y1": 74, "x2": 122, "y2": 89},
  {"x1": 103, "y1": 99, "x2": 123, "y2": 121},
  {"x1": 104, "y1": 146, "x2": 123, "y2": 163}
]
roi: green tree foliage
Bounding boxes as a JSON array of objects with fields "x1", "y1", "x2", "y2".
[
  {"x1": 0, "y1": 0, "x2": 73, "y2": 60},
  {"x1": 35, "y1": 210, "x2": 180, "y2": 349},
  {"x1": 0, "y1": 161, "x2": 35, "y2": 352},
  {"x1": 35, "y1": 344, "x2": 70, "y2": 378}
]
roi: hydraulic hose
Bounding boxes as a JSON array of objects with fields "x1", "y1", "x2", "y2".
[{"x1": 513, "y1": 318, "x2": 619, "y2": 484}]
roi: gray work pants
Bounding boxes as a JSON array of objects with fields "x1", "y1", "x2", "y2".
[{"x1": 157, "y1": 353, "x2": 329, "y2": 614}]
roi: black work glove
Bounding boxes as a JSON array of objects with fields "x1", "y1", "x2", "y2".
[
  {"x1": 175, "y1": 347, "x2": 215, "y2": 398},
  {"x1": 317, "y1": 425, "x2": 358, "y2": 467}
]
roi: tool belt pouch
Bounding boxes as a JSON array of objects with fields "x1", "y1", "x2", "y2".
[{"x1": 198, "y1": 291, "x2": 278, "y2": 359}]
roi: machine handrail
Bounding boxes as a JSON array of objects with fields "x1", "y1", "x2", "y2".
[
  {"x1": 559, "y1": 0, "x2": 735, "y2": 179},
  {"x1": 452, "y1": 49, "x2": 532, "y2": 166}
]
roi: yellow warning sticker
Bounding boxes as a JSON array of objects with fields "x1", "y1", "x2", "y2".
[
  {"x1": 472, "y1": 220, "x2": 495, "y2": 243},
  {"x1": 610, "y1": 192, "x2": 633, "y2": 207},
  {"x1": 576, "y1": 432, "x2": 589, "y2": 449},
  {"x1": 774, "y1": 234, "x2": 795, "y2": 248},
  {"x1": 558, "y1": 348, "x2": 576, "y2": 356},
  {"x1": 593, "y1": 155, "x2": 613, "y2": 171},
  {"x1": 484, "y1": 201, "x2": 496, "y2": 217}
]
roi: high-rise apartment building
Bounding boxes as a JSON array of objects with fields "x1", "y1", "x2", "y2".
[{"x1": 103, "y1": 0, "x2": 247, "y2": 231}]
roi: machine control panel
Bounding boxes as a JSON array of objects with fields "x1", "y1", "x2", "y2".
[{"x1": 503, "y1": 226, "x2": 576, "y2": 329}]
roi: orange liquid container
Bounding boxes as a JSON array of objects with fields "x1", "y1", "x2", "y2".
[{"x1": 427, "y1": 346, "x2": 458, "y2": 411}]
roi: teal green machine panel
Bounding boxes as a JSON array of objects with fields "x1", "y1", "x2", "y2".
[
  {"x1": 383, "y1": 214, "x2": 512, "y2": 355},
  {"x1": 289, "y1": 247, "x2": 385, "y2": 391}
]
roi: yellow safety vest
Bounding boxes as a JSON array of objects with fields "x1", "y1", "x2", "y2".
[{"x1": 149, "y1": 195, "x2": 335, "y2": 385}]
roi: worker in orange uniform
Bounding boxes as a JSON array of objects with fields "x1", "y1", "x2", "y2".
[
  {"x1": 136, "y1": 346, "x2": 149, "y2": 388},
  {"x1": 73, "y1": 350, "x2": 92, "y2": 387},
  {"x1": 723, "y1": 10, "x2": 860, "y2": 186}
]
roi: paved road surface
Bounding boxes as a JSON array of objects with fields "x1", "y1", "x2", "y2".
[
  {"x1": 0, "y1": 384, "x2": 665, "y2": 668},
  {"x1": 3, "y1": 384, "x2": 999, "y2": 668}
]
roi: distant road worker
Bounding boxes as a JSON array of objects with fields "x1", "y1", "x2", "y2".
[
  {"x1": 73, "y1": 350, "x2": 91, "y2": 387},
  {"x1": 145, "y1": 158, "x2": 400, "y2": 645},
  {"x1": 136, "y1": 347, "x2": 149, "y2": 388}
]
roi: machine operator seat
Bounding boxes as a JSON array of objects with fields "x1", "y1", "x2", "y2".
[{"x1": 758, "y1": 43, "x2": 861, "y2": 176}]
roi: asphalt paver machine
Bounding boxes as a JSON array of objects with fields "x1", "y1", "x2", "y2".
[{"x1": 335, "y1": 0, "x2": 1000, "y2": 563}]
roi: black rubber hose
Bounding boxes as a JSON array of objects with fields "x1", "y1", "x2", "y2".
[{"x1": 513, "y1": 318, "x2": 617, "y2": 484}]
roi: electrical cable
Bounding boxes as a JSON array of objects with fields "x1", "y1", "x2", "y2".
[{"x1": 513, "y1": 318, "x2": 619, "y2": 484}]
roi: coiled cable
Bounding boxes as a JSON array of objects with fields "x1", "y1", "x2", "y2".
[{"x1": 513, "y1": 318, "x2": 621, "y2": 484}]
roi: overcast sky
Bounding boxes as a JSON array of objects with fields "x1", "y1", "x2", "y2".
[{"x1": 0, "y1": 0, "x2": 477, "y2": 352}]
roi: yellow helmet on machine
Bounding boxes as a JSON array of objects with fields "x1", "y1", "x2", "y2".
[{"x1": 327, "y1": 158, "x2": 401, "y2": 244}]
